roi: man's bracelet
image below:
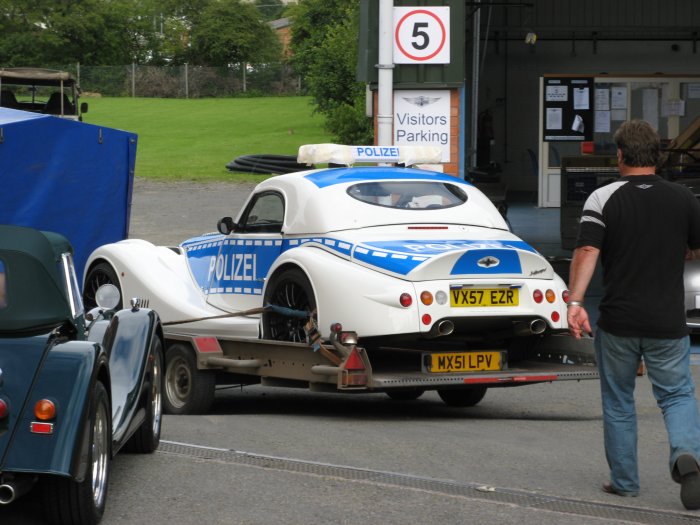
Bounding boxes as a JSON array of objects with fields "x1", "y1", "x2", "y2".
[{"x1": 567, "y1": 301, "x2": 584, "y2": 308}]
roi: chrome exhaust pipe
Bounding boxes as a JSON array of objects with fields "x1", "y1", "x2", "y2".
[
  {"x1": 0, "y1": 477, "x2": 35, "y2": 505},
  {"x1": 530, "y1": 319, "x2": 547, "y2": 335},
  {"x1": 514, "y1": 319, "x2": 548, "y2": 337},
  {"x1": 426, "y1": 320, "x2": 455, "y2": 339},
  {"x1": 0, "y1": 484, "x2": 17, "y2": 505}
]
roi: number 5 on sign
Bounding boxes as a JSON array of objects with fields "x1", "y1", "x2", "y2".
[{"x1": 393, "y1": 6, "x2": 450, "y2": 64}]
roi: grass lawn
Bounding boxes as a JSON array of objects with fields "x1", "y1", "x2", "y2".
[{"x1": 81, "y1": 96, "x2": 330, "y2": 182}]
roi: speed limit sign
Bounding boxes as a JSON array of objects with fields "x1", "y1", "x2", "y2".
[{"x1": 393, "y1": 6, "x2": 450, "y2": 64}]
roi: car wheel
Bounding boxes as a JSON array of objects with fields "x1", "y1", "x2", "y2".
[
  {"x1": 437, "y1": 386, "x2": 487, "y2": 407},
  {"x1": 124, "y1": 337, "x2": 163, "y2": 453},
  {"x1": 83, "y1": 262, "x2": 123, "y2": 310},
  {"x1": 163, "y1": 343, "x2": 215, "y2": 415},
  {"x1": 262, "y1": 268, "x2": 316, "y2": 342},
  {"x1": 386, "y1": 389, "x2": 425, "y2": 401},
  {"x1": 41, "y1": 381, "x2": 111, "y2": 525}
]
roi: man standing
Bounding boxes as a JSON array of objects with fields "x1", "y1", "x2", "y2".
[{"x1": 567, "y1": 119, "x2": 700, "y2": 509}]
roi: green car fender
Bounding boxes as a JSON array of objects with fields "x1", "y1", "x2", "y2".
[{"x1": 1, "y1": 337, "x2": 107, "y2": 478}]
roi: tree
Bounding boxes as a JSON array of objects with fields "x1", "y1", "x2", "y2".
[
  {"x1": 188, "y1": 0, "x2": 281, "y2": 66},
  {"x1": 289, "y1": 0, "x2": 372, "y2": 144}
]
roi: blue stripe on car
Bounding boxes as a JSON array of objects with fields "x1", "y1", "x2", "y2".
[
  {"x1": 304, "y1": 167, "x2": 473, "y2": 188},
  {"x1": 450, "y1": 249, "x2": 521, "y2": 275}
]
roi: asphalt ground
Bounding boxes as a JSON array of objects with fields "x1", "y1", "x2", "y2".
[{"x1": 3, "y1": 178, "x2": 700, "y2": 524}]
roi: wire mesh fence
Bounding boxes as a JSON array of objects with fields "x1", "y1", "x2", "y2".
[{"x1": 66, "y1": 63, "x2": 302, "y2": 98}]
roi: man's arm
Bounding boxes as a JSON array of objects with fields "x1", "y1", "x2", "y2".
[{"x1": 567, "y1": 245, "x2": 600, "y2": 338}]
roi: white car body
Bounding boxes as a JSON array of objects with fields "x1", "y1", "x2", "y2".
[{"x1": 84, "y1": 166, "x2": 570, "y2": 344}]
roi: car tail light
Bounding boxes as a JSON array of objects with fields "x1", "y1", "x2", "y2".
[
  {"x1": 545, "y1": 289, "x2": 556, "y2": 303},
  {"x1": 399, "y1": 293, "x2": 413, "y2": 307},
  {"x1": 341, "y1": 348, "x2": 367, "y2": 387},
  {"x1": 422, "y1": 314, "x2": 432, "y2": 325},
  {"x1": 0, "y1": 399, "x2": 8, "y2": 419},
  {"x1": 35, "y1": 399, "x2": 56, "y2": 421},
  {"x1": 420, "y1": 291, "x2": 433, "y2": 305},
  {"x1": 435, "y1": 290, "x2": 448, "y2": 305},
  {"x1": 533, "y1": 290, "x2": 543, "y2": 304},
  {"x1": 562, "y1": 290, "x2": 571, "y2": 303},
  {"x1": 30, "y1": 422, "x2": 54, "y2": 434},
  {"x1": 551, "y1": 311, "x2": 560, "y2": 322}
]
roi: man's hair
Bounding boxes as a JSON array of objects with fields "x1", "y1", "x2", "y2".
[{"x1": 613, "y1": 119, "x2": 660, "y2": 168}]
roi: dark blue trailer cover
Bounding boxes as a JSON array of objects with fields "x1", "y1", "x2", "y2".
[{"x1": 0, "y1": 107, "x2": 137, "y2": 281}]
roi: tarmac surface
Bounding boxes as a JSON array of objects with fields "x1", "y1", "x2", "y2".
[{"x1": 3, "y1": 177, "x2": 700, "y2": 524}]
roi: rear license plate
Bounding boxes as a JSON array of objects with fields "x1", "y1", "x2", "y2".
[
  {"x1": 450, "y1": 287, "x2": 518, "y2": 307},
  {"x1": 429, "y1": 351, "x2": 502, "y2": 373}
]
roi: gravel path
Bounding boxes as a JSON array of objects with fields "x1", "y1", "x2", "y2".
[{"x1": 128, "y1": 177, "x2": 256, "y2": 245}]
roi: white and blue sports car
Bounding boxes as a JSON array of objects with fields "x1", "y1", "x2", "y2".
[{"x1": 84, "y1": 157, "x2": 569, "y2": 345}]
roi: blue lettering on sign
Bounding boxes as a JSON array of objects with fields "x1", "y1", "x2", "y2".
[{"x1": 354, "y1": 146, "x2": 400, "y2": 158}]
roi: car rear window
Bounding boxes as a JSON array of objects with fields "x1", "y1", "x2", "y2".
[
  {"x1": 347, "y1": 181, "x2": 467, "y2": 210},
  {"x1": 0, "y1": 259, "x2": 6, "y2": 309}
]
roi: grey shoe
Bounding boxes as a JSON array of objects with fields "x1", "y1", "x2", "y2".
[{"x1": 676, "y1": 454, "x2": 700, "y2": 510}]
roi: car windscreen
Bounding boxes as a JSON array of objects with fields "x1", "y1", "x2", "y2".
[{"x1": 347, "y1": 181, "x2": 467, "y2": 210}]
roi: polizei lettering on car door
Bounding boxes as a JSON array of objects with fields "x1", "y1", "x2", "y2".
[{"x1": 208, "y1": 252, "x2": 257, "y2": 283}]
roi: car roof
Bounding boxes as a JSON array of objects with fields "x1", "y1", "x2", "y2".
[
  {"x1": 250, "y1": 166, "x2": 507, "y2": 233},
  {"x1": 0, "y1": 224, "x2": 74, "y2": 336},
  {"x1": 0, "y1": 68, "x2": 77, "y2": 86}
]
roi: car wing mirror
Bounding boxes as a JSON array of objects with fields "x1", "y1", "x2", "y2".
[{"x1": 217, "y1": 216, "x2": 236, "y2": 235}]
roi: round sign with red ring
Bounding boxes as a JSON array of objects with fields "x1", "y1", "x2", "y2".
[{"x1": 394, "y1": 9, "x2": 448, "y2": 62}]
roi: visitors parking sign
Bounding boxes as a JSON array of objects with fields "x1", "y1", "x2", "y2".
[{"x1": 393, "y1": 7, "x2": 450, "y2": 64}]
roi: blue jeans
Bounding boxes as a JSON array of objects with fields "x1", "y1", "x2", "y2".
[{"x1": 595, "y1": 328, "x2": 700, "y2": 495}]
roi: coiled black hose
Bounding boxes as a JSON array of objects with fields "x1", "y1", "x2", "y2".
[{"x1": 226, "y1": 154, "x2": 312, "y2": 175}]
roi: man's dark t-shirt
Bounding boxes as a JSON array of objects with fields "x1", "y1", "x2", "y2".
[{"x1": 576, "y1": 174, "x2": 700, "y2": 338}]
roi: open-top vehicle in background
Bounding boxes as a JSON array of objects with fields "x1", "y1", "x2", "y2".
[
  {"x1": 83, "y1": 145, "x2": 597, "y2": 414},
  {"x1": 0, "y1": 225, "x2": 162, "y2": 525},
  {"x1": 0, "y1": 67, "x2": 87, "y2": 120}
]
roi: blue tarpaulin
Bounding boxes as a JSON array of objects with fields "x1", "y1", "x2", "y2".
[{"x1": 0, "y1": 107, "x2": 137, "y2": 281}]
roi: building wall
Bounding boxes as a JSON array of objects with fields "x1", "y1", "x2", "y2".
[{"x1": 478, "y1": 38, "x2": 699, "y2": 191}]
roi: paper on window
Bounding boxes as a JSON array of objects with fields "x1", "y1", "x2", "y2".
[{"x1": 546, "y1": 108, "x2": 563, "y2": 130}]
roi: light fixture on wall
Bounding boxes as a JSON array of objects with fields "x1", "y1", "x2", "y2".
[{"x1": 524, "y1": 31, "x2": 537, "y2": 45}]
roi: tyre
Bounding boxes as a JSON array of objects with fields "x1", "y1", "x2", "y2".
[
  {"x1": 83, "y1": 262, "x2": 122, "y2": 310},
  {"x1": 262, "y1": 268, "x2": 316, "y2": 342},
  {"x1": 41, "y1": 382, "x2": 111, "y2": 525},
  {"x1": 163, "y1": 343, "x2": 215, "y2": 415},
  {"x1": 437, "y1": 386, "x2": 487, "y2": 407},
  {"x1": 124, "y1": 337, "x2": 163, "y2": 453},
  {"x1": 386, "y1": 389, "x2": 425, "y2": 401}
]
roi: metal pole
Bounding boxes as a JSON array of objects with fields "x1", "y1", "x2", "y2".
[
  {"x1": 185, "y1": 63, "x2": 189, "y2": 99},
  {"x1": 132, "y1": 63, "x2": 136, "y2": 97},
  {"x1": 376, "y1": 0, "x2": 394, "y2": 146},
  {"x1": 470, "y1": 1, "x2": 481, "y2": 169}
]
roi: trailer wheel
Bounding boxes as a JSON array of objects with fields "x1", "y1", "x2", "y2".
[
  {"x1": 262, "y1": 268, "x2": 316, "y2": 342},
  {"x1": 386, "y1": 389, "x2": 425, "y2": 401},
  {"x1": 124, "y1": 337, "x2": 163, "y2": 452},
  {"x1": 83, "y1": 262, "x2": 123, "y2": 310},
  {"x1": 163, "y1": 343, "x2": 215, "y2": 415},
  {"x1": 41, "y1": 381, "x2": 110, "y2": 525},
  {"x1": 437, "y1": 386, "x2": 487, "y2": 407}
]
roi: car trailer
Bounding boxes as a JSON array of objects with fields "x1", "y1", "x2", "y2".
[{"x1": 159, "y1": 314, "x2": 598, "y2": 414}]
